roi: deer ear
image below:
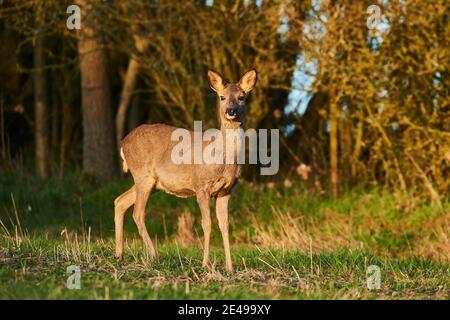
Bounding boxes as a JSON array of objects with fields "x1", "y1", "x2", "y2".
[
  {"x1": 208, "y1": 70, "x2": 226, "y2": 92},
  {"x1": 239, "y1": 69, "x2": 257, "y2": 93}
]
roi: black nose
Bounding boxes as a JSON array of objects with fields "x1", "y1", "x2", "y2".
[{"x1": 226, "y1": 108, "x2": 237, "y2": 116}]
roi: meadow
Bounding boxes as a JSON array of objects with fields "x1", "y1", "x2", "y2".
[{"x1": 0, "y1": 171, "x2": 448, "y2": 299}]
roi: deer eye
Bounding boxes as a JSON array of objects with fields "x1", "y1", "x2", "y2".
[
  {"x1": 220, "y1": 96, "x2": 226, "y2": 101},
  {"x1": 238, "y1": 96, "x2": 245, "y2": 101}
]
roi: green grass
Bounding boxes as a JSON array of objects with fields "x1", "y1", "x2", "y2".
[
  {"x1": 0, "y1": 171, "x2": 449, "y2": 299},
  {"x1": 1, "y1": 240, "x2": 448, "y2": 299}
]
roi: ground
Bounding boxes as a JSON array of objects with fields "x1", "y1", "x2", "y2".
[{"x1": 0, "y1": 172, "x2": 448, "y2": 299}]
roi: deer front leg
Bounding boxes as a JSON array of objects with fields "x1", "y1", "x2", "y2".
[
  {"x1": 132, "y1": 182, "x2": 157, "y2": 259},
  {"x1": 216, "y1": 194, "x2": 233, "y2": 272},
  {"x1": 196, "y1": 191, "x2": 211, "y2": 268}
]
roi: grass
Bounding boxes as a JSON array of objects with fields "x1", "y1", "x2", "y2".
[{"x1": 0, "y1": 171, "x2": 449, "y2": 299}]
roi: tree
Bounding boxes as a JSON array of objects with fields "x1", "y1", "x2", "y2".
[
  {"x1": 33, "y1": 0, "x2": 49, "y2": 177},
  {"x1": 76, "y1": 0, "x2": 116, "y2": 180},
  {"x1": 113, "y1": 1, "x2": 151, "y2": 149}
]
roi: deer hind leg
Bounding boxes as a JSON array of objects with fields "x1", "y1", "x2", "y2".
[
  {"x1": 114, "y1": 186, "x2": 136, "y2": 258},
  {"x1": 196, "y1": 191, "x2": 211, "y2": 268},
  {"x1": 133, "y1": 181, "x2": 157, "y2": 258},
  {"x1": 216, "y1": 194, "x2": 233, "y2": 272}
]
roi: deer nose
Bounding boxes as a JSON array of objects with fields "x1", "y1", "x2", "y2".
[{"x1": 225, "y1": 108, "x2": 237, "y2": 116}]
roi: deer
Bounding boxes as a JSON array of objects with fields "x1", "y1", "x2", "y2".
[{"x1": 114, "y1": 69, "x2": 257, "y2": 272}]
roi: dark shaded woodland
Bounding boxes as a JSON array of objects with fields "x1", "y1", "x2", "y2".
[{"x1": 0, "y1": 0, "x2": 448, "y2": 203}]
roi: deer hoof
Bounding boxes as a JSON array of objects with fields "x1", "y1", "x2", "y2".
[{"x1": 202, "y1": 260, "x2": 211, "y2": 269}]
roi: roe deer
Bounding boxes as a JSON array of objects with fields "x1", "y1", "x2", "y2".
[{"x1": 114, "y1": 69, "x2": 257, "y2": 272}]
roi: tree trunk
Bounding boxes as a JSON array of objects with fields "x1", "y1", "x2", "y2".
[
  {"x1": 76, "y1": 0, "x2": 116, "y2": 180},
  {"x1": 116, "y1": 58, "x2": 140, "y2": 148},
  {"x1": 340, "y1": 113, "x2": 352, "y2": 182},
  {"x1": 33, "y1": 1, "x2": 49, "y2": 178},
  {"x1": 59, "y1": 103, "x2": 71, "y2": 179},
  {"x1": 51, "y1": 88, "x2": 59, "y2": 164},
  {"x1": 329, "y1": 97, "x2": 339, "y2": 197},
  {"x1": 116, "y1": 36, "x2": 149, "y2": 150},
  {"x1": 127, "y1": 88, "x2": 145, "y2": 132}
]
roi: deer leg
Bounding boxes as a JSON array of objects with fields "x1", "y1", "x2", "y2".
[
  {"x1": 132, "y1": 182, "x2": 157, "y2": 258},
  {"x1": 216, "y1": 194, "x2": 233, "y2": 272},
  {"x1": 114, "y1": 186, "x2": 136, "y2": 258},
  {"x1": 196, "y1": 191, "x2": 211, "y2": 268}
]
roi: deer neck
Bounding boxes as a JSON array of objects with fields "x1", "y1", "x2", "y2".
[{"x1": 219, "y1": 120, "x2": 244, "y2": 168}]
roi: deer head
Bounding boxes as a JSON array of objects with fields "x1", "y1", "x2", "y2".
[{"x1": 207, "y1": 69, "x2": 257, "y2": 125}]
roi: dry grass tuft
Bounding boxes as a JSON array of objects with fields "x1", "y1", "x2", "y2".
[
  {"x1": 175, "y1": 209, "x2": 197, "y2": 248},
  {"x1": 251, "y1": 205, "x2": 450, "y2": 261},
  {"x1": 252, "y1": 208, "x2": 361, "y2": 253}
]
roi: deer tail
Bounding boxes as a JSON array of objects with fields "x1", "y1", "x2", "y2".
[{"x1": 120, "y1": 147, "x2": 129, "y2": 173}]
